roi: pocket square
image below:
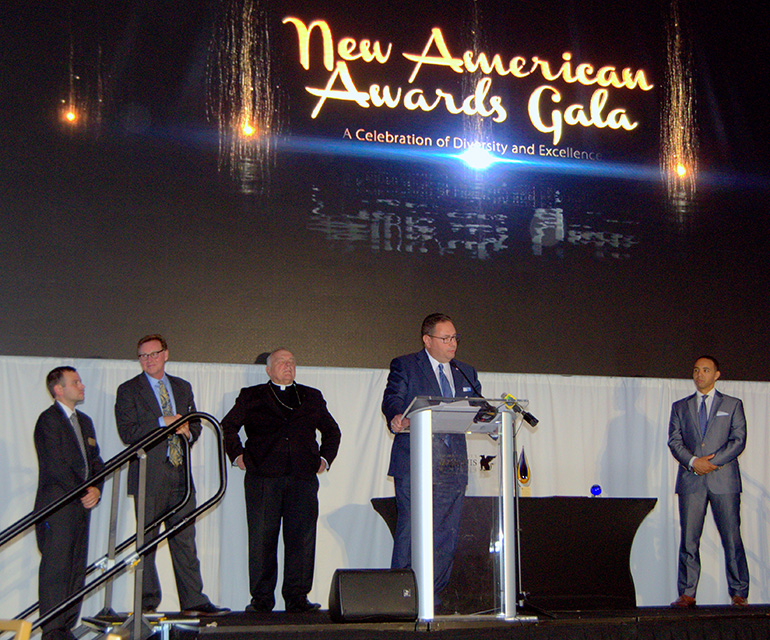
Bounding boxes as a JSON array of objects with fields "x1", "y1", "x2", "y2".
[
  {"x1": 88, "y1": 437, "x2": 97, "y2": 445},
  {"x1": 716, "y1": 411, "x2": 730, "y2": 417},
  {"x1": 462, "y1": 386, "x2": 472, "y2": 393}
]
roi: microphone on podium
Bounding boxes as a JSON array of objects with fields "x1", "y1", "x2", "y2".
[
  {"x1": 449, "y1": 360, "x2": 497, "y2": 423},
  {"x1": 503, "y1": 394, "x2": 539, "y2": 428}
]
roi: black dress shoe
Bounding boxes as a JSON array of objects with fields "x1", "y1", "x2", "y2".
[
  {"x1": 285, "y1": 599, "x2": 321, "y2": 613},
  {"x1": 245, "y1": 601, "x2": 273, "y2": 613},
  {"x1": 182, "y1": 603, "x2": 231, "y2": 616}
]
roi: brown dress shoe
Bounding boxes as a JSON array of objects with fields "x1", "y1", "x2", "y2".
[
  {"x1": 731, "y1": 595, "x2": 748, "y2": 607},
  {"x1": 670, "y1": 594, "x2": 696, "y2": 608}
]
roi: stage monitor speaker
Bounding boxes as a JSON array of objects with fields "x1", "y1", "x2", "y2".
[{"x1": 329, "y1": 568, "x2": 417, "y2": 623}]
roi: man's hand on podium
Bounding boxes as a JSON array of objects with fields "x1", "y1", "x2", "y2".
[{"x1": 390, "y1": 413, "x2": 410, "y2": 433}]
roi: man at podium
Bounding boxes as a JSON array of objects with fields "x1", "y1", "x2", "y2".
[{"x1": 382, "y1": 313, "x2": 481, "y2": 608}]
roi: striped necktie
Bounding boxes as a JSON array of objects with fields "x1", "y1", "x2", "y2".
[{"x1": 438, "y1": 363, "x2": 453, "y2": 398}]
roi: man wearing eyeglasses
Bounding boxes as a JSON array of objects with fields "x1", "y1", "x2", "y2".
[
  {"x1": 115, "y1": 334, "x2": 228, "y2": 616},
  {"x1": 382, "y1": 313, "x2": 480, "y2": 611}
]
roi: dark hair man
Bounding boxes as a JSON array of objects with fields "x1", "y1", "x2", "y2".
[
  {"x1": 382, "y1": 313, "x2": 480, "y2": 611},
  {"x1": 35, "y1": 366, "x2": 104, "y2": 640},
  {"x1": 668, "y1": 355, "x2": 750, "y2": 608}
]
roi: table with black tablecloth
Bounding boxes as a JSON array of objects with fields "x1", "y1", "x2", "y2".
[{"x1": 372, "y1": 496, "x2": 656, "y2": 613}]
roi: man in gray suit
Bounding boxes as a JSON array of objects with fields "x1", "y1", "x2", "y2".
[
  {"x1": 668, "y1": 355, "x2": 750, "y2": 608},
  {"x1": 115, "y1": 334, "x2": 228, "y2": 616}
]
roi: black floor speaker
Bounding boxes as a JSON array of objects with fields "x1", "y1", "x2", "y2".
[{"x1": 329, "y1": 568, "x2": 418, "y2": 622}]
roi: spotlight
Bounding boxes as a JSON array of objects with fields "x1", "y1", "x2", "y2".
[
  {"x1": 242, "y1": 122, "x2": 255, "y2": 136},
  {"x1": 676, "y1": 163, "x2": 687, "y2": 177},
  {"x1": 459, "y1": 147, "x2": 496, "y2": 170}
]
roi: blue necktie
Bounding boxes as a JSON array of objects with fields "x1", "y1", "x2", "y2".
[
  {"x1": 438, "y1": 363, "x2": 453, "y2": 398},
  {"x1": 699, "y1": 395, "x2": 708, "y2": 439},
  {"x1": 438, "y1": 364, "x2": 454, "y2": 446}
]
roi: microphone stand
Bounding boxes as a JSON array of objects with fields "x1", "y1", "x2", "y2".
[
  {"x1": 510, "y1": 420, "x2": 554, "y2": 620},
  {"x1": 450, "y1": 363, "x2": 542, "y2": 618},
  {"x1": 449, "y1": 362, "x2": 551, "y2": 619}
]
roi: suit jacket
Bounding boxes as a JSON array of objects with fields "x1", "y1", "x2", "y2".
[
  {"x1": 382, "y1": 350, "x2": 481, "y2": 480},
  {"x1": 34, "y1": 403, "x2": 105, "y2": 512},
  {"x1": 115, "y1": 373, "x2": 201, "y2": 496},
  {"x1": 668, "y1": 389, "x2": 746, "y2": 494},
  {"x1": 221, "y1": 382, "x2": 341, "y2": 479}
]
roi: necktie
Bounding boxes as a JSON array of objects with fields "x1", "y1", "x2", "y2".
[
  {"x1": 69, "y1": 412, "x2": 89, "y2": 479},
  {"x1": 438, "y1": 364, "x2": 454, "y2": 446},
  {"x1": 699, "y1": 394, "x2": 708, "y2": 439},
  {"x1": 159, "y1": 380, "x2": 183, "y2": 467},
  {"x1": 438, "y1": 363, "x2": 453, "y2": 398}
]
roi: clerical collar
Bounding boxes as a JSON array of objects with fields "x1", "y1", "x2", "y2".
[{"x1": 268, "y1": 380, "x2": 301, "y2": 410}]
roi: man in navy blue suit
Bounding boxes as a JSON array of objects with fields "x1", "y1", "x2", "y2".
[
  {"x1": 382, "y1": 313, "x2": 480, "y2": 606},
  {"x1": 668, "y1": 355, "x2": 750, "y2": 608}
]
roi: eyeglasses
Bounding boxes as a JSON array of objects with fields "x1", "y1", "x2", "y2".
[
  {"x1": 429, "y1": 334, "x2": 461, "y2": 344},
  {"x1": 138, "y1": 349, "x2": 165, "y2": 361}
]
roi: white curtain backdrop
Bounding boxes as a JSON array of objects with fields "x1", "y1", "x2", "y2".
[{"x1": 0, "y1": 355, "x2": 768, "y2": 620}]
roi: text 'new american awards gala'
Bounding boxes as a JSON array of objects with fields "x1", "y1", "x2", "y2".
[{"x1": 284, "y1": 18, "x2": 654, "y2": 145}]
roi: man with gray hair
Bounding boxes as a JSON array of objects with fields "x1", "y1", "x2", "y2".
[{"x1": 221, "y1": 348, "x2": 341, "y2": 613}]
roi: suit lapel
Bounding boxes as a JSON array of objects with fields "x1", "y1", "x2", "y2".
[
  {"x1": 686, "y1": 393, "x2": 699, "y2": 435},
  {"x1": 451, "y1": 365, "x2": 470, "y2": 398},
  {"x1": 416, "y1": 351, "x2": 442, "y2": 396},
  {"x1": 138, "y1": 375, "x2": 162, "y2": 417},
  {"x1": 54, "y1": 403, "x2": 87, "y2": 480},
  {"x1": 708, "y1": 391, "x2": 724, "y2": 429},
  {"x1": 169, "y1": 376, "x2": 189, "y2": 414}
]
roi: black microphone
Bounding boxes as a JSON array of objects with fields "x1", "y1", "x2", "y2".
[
  {"x1": 503, "y1": 394, "x2": 539, "y2": 428},
  {"x1": 449, "y1": 360, "x2": 497, "y2": 423}
]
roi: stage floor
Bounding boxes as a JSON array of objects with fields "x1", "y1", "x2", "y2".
[{"x1": 88, "y1": 605, "x2": 770, "y2": 640}]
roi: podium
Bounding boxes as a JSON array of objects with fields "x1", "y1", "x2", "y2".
[{"x1": 405, "y1": 397, "x2": 522, "y2": 621}]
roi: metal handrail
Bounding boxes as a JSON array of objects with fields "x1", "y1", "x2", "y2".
[{"x1": 0, "y1": 412, "x2": 228, "y2": 629}]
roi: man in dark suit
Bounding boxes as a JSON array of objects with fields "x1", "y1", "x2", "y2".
[
  {"x1": 115, "y1": 334, "x2": 228, "y2": 616},
  {"x1": 668, "y1": 355, "x2": 750, "y2": 608},
  {"x1": 35, "y1": 366, "x2": 105, "y2": 640},
  {"x1": 221, "y1": 348, "x2": 341, "y2": 613},
  {"x1": 382, "y1": 313, "x2": 480, "y2": 604}
]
